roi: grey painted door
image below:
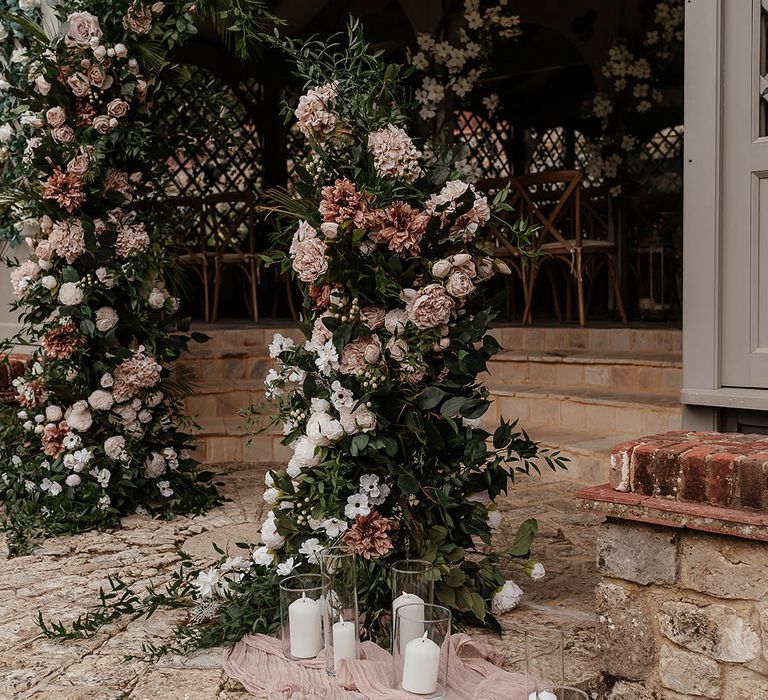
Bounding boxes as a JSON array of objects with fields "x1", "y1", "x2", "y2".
[{"x1": 721, "y1": 0, "x2": 768, "y2": 388}]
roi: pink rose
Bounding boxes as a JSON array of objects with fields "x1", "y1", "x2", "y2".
[
  {"x1": 46, "y1": 107, "x2": 66, "y2": 128},
  {"x1": 67, "y1": 152, "x2": 90, "y2": 176},
  {"x1": 92, "y1": 115, "x2": 111, "y2": 134},
  {"x1": 65, "y1": 11, "x2": 102, "y2": 48},
  {"x1": 34, "y1": 76, "x2": 51, "y2": 95},
  {"x1": 406, "y1": 284, "x2": 455, "y2": 330},
  {"x1": 106, "y1": 99, "x2": 129, "y2": 118},
  {"x1": 360, "y1": 306, "x2": 385, "y2": 330},
  {"x1": 444, "y1": 270, "x2": 475, "y2": 299},
  {"x1": 67, "y1": 73, "x2": 90, "y2": 97},
  {"x1": 35, "y1": 240, "x2": 54, "y2": 261},
  {"x1": 87, "y1": 65, "x2": 113, "y2": 90},
  {"x1": 339, "y1": 336, "x2": 382, "y2": 376},
  {"x1": 291, "y1": 237, "x2": 328, "y2": 283},
  {"x1": 51, "y1": 126, "x2": 75, "y2": 143}
]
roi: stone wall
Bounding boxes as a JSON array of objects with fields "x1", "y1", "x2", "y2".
[{"x1": 577, "y1": 431, "x2": 768, "y2": 700}]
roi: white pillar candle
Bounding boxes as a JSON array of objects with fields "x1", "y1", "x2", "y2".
[
  {"x1": 288, "y1": 593, "x2": 323, "y2": 659},
  {"x1": 332, "y1": 614, "x2": 357, "y2": 670},
  {"x1": 528, "y1": 692, "x2": 558, "y2": 700},
  {"x1": 402, "y1": 631, "x2": 440, "y2": 695},
  {"x1": 392, "y1": 591, "x2": 425, "y2": 656}
]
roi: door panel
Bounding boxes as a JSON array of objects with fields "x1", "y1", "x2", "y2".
[{"x1": 721, "y1": 0, "x2": 768, "y2": 388}]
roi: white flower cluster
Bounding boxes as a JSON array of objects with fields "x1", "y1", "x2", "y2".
[
  {"x1": 409, "y1": 0, "x2": 520, "y2": 122},
  {"x1": 344, "y1": 473, "x2": 390, "y2": 519}
]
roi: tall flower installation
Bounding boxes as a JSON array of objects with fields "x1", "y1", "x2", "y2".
[
  {"x1": 257, "y1": 22, "x2": 566, "y2": 637},
  {"x1": 0, "y1": 1, "x2": 227, "y2": 550},
  {"x1": 37, "y1": 21, "x2": 564, "y2": 654}
]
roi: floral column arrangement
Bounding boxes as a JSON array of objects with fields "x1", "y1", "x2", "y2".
[
  {"x1": 0, "y1": 2, "x2": 219, "y2": 550},
  {"x1": 243, "y1": 25, "x2": 565, "y2": 638}
]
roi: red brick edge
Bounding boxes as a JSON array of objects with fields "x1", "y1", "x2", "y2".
[{"x1": 576, "y1": 483, "x2": 768, "y2": 543}]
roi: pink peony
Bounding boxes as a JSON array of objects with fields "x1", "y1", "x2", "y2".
[
  {"x1": 406, "y1": 284, "x2": 455, "y2": 330},
  {"x1": 291, "y1": 236, "x2": 328, "y2": 283},
  {"x1": 45, "y1": 107, "x2": 66, "y2": 128}
]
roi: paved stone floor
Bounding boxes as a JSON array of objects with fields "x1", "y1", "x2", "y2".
[{"x1": 0, "y1": 464, "x2": 602, "y2": 699}]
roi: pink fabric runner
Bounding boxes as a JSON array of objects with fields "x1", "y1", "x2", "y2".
[{"x1": 222, "y1": 633, "x2": 528, "y2": 699}]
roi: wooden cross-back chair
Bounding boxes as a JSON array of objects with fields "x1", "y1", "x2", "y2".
[
  {"x1": 480, "y1": 170, "x2": 627, "y2": 326},
  {"x1": 173, "y1": 192, "x2": 298, "y2": 323}
]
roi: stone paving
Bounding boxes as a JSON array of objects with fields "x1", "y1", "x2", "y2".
[{"x1": 0, "y1": 464, "x2": 602, "y2": 699}]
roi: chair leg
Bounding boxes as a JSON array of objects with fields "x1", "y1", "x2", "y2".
[
  {"x1": 201, "y1": 262, "x2": 211, "y2": 323},
  {"x1": 522, "y1": 265, "x2": 537, "y2": 326},
  {"x1": 212, "y1": 261, "x2": 222, "y2": 323},
  {"x1": 575, "y1": 249, "x2": 586, "y2": 327},
  {"x1": 608, "y1": 255, "x2": 629, "y2": 324},
  {"x1": 544, "y1": 264, "x2": 563, "y2": 323},
  {"x1": 284, "y1": 271, "x2": 298, "y2": 321},
  {"x1": 250, "y1": 260, "x2": 259, "y2": 324}
]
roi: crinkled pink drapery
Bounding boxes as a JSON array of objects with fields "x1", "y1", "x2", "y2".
[{"x1": 222, "y1": 633, "x2": 528, "y2": 699}]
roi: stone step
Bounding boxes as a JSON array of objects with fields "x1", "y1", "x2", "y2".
[
  {"x1": 522, "y1": 424, "x2": 636, "y2": 483},
  {"x1": 487, "y1": 349, "x2": 681, "y2": 396},
  {"x1": 487, "y1": 381, "x2": 682, "y2": 436}
]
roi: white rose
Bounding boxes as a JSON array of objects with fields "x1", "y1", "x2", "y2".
[
  {"x1": 526, "y1": 561, "x2": 546, "y2": 581},
  {"x1": 252, "y1": 545, "x2": 274, "y2": 567},
  {"x1": 65, "y1": 474, "x2": 81, "y2": 487},
  {"x1": 88, "y1": 389, "x2": 114, "y2": 411},
  {"x1": 492, "y1": 580, "x2": 524, "y2": 614},
  {"x1": 58, "y1": 282, "x2": 83, "y2": 306},
  {"x1": 260, "y1": 513, "x2": 285, "y2": 549},
  {"x1": 41, "y1": 275, "x2": 57, "y2": 290},
  {"x1": 114, "y1": 43, "x2": 128, "y2": 59},
  {"x1": 306, "y1": 412, "x2": 334, "y2": 446},
  {"x1": 65, "y1": 401, "x2": 92, "y2": 432},
  {"x1": 144, "y1": 452, "x2": 166, "y2": 478},
  {"x1": 263, "y1": 487, "x2": 281, "y2": 506},
  {"x1": 384, "y1": 309, "x2": 408, "y2": 335},
  {"x1": 287, "y1": 435, "x2": 320, "y2": 472},
  {"x1": 0, "y1": 124, "x2": 13, "y2": 143},
  {"x1": 43, "y1": 406, "x2": 61, "y2": 423},
  {"x1": 104, "y1": 435, "x2": 126, "y2": 460},
  {"x1": 431, "y1": 259, "x2": 452, "y2": 278},
  {"x1": 148, "y1": 287, "x2": 166, "y2": 309},
  {"x1": 94, "y1": 306, "x2": 118, "y2": 332}
]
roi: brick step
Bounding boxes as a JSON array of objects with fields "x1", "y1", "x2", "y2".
[
  {"x1": 188, "y1": 325, "x2": 303, "y2": 351},
  {"x1": 194, "y1": 415, "x2": 280, "y2": 437},
  {"x1": 486, "y1": 349, "x2": 681, "y2": 396},
  {"x1": 195, "y1": 433, "x2": 290, "y2": 464},
  {"x1": 487, "y1": 381, "x2": 682, "y2": 435},
  {"x1": 523, "y1": 424, "x2": 637, "y2": 483},
  {"x1": 489, "y1": 325, "x2": 681, "y2": 354}
]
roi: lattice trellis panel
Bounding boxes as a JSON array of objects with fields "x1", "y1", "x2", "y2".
[
  {"x1": 639, "y1": 124, "x2": 683, "y2": 193},
  {"x1": 529, "y1": 127, "x2": 567, "y2": 173},
  {"x1": 454, "y1": 112, "x2": 512, "y2": 180},
  {"x1": 159, "y1": 70, "x2": 264, "y2": 197}
]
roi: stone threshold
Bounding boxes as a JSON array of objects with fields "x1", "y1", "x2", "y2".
[{"x1": 575, "y1": 483, "x2": 768, "y2": 543}]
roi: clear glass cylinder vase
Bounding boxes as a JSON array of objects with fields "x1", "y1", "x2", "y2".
[
  {"x1": 525, "y1": 630, "x2": 565, "y2": 698},
  {"x1": 279, "y1": 573, "x2": 326, "y2": 661},
  {"x1": 391, "y1": 559, "x2": 434, "y2": 646},
  {"x1": 393, "y1": 602, "x2": 450, "y2": 699},
  {"x1": 319, "y1": 545, "x2": 359, "y2": 676}
]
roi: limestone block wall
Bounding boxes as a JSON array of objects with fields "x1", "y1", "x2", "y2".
[{"x1": 578, "y1": 431, "x2": 768, "y2": 700}]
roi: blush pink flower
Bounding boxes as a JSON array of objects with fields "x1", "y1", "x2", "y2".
[
  {"x1": 319, "y1": 178, "x2": 371, "y2": 226},
  {"x1": 48, "y1": 220, "x2": 87, "y2": 263},
  {"x1": 405, "y1": 283, "x2": 455, "y2": 330},
  {"x1": 369, "y1": 201, "x2": 428, "y2": 256},
  {"x1": 112, "y1": 349, "x2": 162, "y2": 402},
  {"x1": 115, "y1": 222, "x2": 150, "y2": 258},
  {"x1": 42, "y1": 168, "x2": 86, "y2": 213},
  {"x1": 339, "y1": 336, "x2": 382, "y2": 376}
]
